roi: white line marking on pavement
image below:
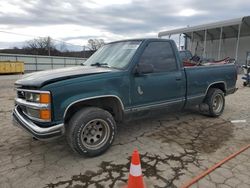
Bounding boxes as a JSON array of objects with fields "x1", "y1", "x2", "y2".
[{"x1": 231, "y1": 120, "x2": 247, "y2": 123}]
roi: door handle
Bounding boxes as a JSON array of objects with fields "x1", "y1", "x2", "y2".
[{"x1": 176, "y1": 77, "x2": 182, "y2": 81}]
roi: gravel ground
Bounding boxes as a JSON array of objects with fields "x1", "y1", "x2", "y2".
[{"x1": 0, "y1": 74, "x2": 249, "y2": 188}]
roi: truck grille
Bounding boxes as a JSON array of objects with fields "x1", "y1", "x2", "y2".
[{"x1": 17, "y1": 90, "x2": 25, "y2": 99}]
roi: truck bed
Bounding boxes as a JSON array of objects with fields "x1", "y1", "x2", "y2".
[{"x1": 184, "y1": 63, "x2": 237, "y2": 107}]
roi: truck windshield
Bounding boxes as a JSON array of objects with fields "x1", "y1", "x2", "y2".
[{"x1": 84, "y1": 41, "x2": 141, "y2": 69}]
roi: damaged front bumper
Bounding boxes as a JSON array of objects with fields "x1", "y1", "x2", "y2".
[{"x1": 13, "y1": 106, "x2": 65, "y2": 140}]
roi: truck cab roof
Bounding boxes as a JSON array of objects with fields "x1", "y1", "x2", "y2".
[{"x1": 107, "y1": 38, "x2": 173, "y2": 44}]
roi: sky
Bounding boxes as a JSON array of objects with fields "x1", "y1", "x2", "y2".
[{"x1": 0, "y1": 0, "x2": 249, "y2": 50}]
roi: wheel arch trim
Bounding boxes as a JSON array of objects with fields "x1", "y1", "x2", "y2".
[
  {"x1": 63, "y1": 95, "x2": 125, "y2": 119},
  {"x1": 205, "y1": 81, "x2": 227, "y2": 96}
]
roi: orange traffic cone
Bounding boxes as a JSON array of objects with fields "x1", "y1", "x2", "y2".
[{"x1": 126, "y1": 149, "x2": 145, "y2": 188}]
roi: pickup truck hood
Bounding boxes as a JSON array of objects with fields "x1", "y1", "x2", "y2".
[{"x1": 15, "y1": 66, "x2": 114, "y2": 88}]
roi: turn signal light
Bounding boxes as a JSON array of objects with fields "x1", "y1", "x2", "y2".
[
  {"x1": 40, "y1": 109, "x2": 51, "y2": 120},
  {"x1": 40, "y1": 93, "x2": 51, "y2": 104}
]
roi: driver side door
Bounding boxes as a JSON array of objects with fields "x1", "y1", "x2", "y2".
[{"x1": 130, "y1": 41, "x2": 186, "y2": 111}]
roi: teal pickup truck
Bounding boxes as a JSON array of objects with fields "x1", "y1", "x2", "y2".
[{"x1": 13, "y1": 38, "x2": 237, "y2": 156}]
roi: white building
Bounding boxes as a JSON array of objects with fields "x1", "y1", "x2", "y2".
[{"x1": 158, "y1": 16, "x2": 250, "y2": 65}]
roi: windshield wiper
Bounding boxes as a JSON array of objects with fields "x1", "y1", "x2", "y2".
[{"x1": 90, "y1": 62, "x2": 110, "y2": 67}]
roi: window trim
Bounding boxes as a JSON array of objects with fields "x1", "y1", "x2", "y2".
[{"x1": 137, "y1": 41, "x2": 179, "y2": 74}]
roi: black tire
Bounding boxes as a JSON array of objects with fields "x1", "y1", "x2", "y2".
[
  {"x1": 66, "y1": 107, "x2": 116, "y2": 157},
  {"x1": 205, "y1": 88, "x2": 225, "y2": 117}
]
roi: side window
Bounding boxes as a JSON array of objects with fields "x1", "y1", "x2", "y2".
[{"x1": 139, "y1": 41, "x2": 178, "y2": 72}]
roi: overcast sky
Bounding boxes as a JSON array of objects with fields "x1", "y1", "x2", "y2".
[{"x1": 0, "y1": 0, "x2": 249, "y2": 49}]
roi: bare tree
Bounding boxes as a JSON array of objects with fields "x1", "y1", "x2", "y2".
[
  {"x1": 88, "y1": 39, "x2": 105, "y2": 51},
  {"x1": 24, "y1": 36, "x2": 56, "y2": 56}
]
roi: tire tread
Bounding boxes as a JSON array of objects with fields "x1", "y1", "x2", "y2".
[{"x1": 66, "y1": 107, "x2": 116, "y2": 157}]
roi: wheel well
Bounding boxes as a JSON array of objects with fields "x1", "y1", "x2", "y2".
[
  {"x1": 207, "y1": 83, "x2": 226, "y2": 94},
  {"x1": 64, "y1": 97, "x2": 124, "y2": 124}
]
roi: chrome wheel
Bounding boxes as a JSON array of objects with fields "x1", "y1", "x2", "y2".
[
  {"x1": 80, "y1": 119, "x2": 110, "y2": 150},
  {"x1": 212, "y1": 94, "x2": 223, "y2": 113}
]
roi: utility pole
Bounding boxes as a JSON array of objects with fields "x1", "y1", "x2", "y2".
[
  {"x1": 48, "y1": 36, "x2": 51, "y2": 56},
  {"x1": 83, "y1": 45, "x2": 85, "y2": 58}
]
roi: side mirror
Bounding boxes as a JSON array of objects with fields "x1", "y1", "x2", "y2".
[{"x1": 135, "y1": 64, "x2": 154, "y2": 75}]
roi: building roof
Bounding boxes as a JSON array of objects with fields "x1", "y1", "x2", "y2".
[{"x1": 158, "y1": 16, "x2": 250, "y2": 40}]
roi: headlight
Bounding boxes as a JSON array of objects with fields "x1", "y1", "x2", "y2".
[
  {"x1": 25, "y1": 92, "x2": 40, "y2": 102},
  {"x1": 25, "y1": 92, "x2": 51, "y2": 104},
  {"x1": 17, "y1": 90, "x2": 52, "y2": 122},
  {"x1": 25, "y1": 107, "x2": 51, "y2": 121},
  {"x1": 25, "y1": 107, "x2": 40, "y2": 119}
]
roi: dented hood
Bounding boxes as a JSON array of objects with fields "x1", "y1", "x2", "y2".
[{"x1": 15, "y1": 66, "x2": 114, "y2": 88}]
